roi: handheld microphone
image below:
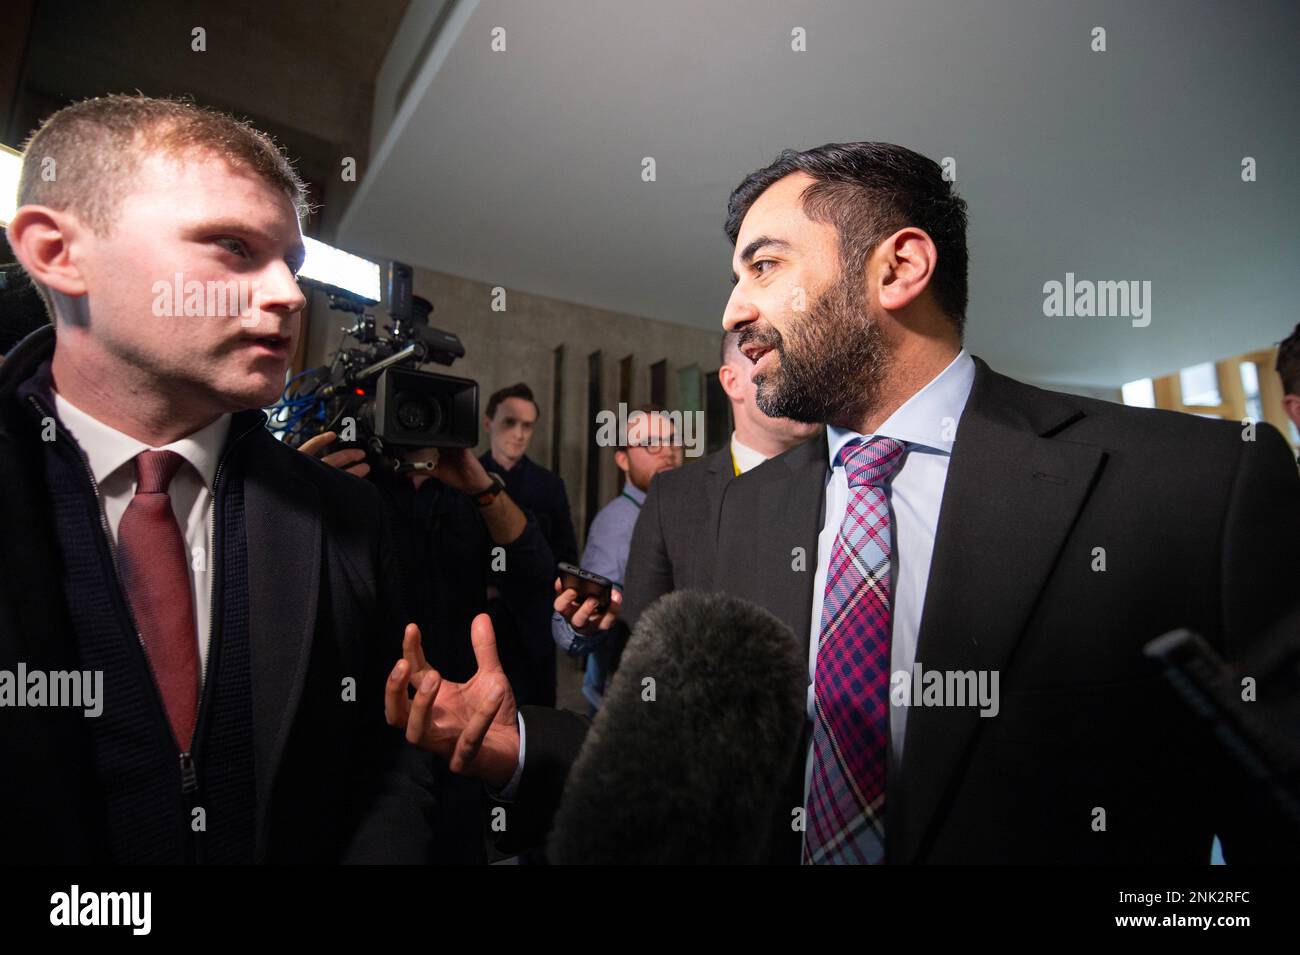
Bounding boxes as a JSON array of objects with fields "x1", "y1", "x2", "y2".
[{"x1": 549, "y1": 590, "x2": 806, "y2": 864}]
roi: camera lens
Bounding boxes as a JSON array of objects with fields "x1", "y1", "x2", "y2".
[{"x1": 396, "y1": 394, "x2": 440, "y2": 433}]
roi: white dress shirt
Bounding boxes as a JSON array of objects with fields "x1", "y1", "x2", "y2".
[
  {"x1": 806, "y1": 348, "x2": 975, "y2": 798},
  {"x1": 53, "y1": 391, "x2": 232, "y2": 683},
  {"x1": 729, "y1": 433, "x2": 768, "y2": 475}
]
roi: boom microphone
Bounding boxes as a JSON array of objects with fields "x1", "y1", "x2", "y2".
[{"x1": 548, "y1": 590, "x2": 806, "y2": 864}]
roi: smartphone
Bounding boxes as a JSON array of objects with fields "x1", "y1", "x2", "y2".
[{"x1": 557, "y1": 562, "x2": 614, "y2": 616}]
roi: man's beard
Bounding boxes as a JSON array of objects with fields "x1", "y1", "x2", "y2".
[{"x1": 742, "y1": 269, "x2": 892, "y2": 426}]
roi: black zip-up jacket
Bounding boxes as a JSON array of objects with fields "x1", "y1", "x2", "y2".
[{"x1": 0, "y1": 325, "x2": 437, "y2": 863}]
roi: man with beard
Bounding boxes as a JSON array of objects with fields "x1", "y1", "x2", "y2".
[{"x1": 387, "y1": 142, "x2": 1300, "y2": 863}]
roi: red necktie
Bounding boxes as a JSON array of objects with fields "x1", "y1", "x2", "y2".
[{"x1": 116, "y1": 450, "x2": 199, "y2": 750}]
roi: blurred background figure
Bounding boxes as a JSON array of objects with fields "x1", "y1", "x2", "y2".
[
  {"x1": 479, "y1": 382, "x2": 578, "y2": 565},
  {"x1": 558, "y1": 404, "x2": 681, "y2": 713},
  {"x1": 615, "y1": 331, "x2": 822, "y2": 638},
  {"x1": 478, "y1": 383, "x2": 579, "y2": 708},
  {"x1": 717, "y1": 329, "x2": 824, "y2": 471}
]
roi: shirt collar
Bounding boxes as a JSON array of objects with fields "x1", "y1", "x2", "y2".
[
  {"x1": 827, "y1": 348, "x2": 975, "y2": 467},
  {"x1": 621, "y1": 481, "x2": 647, "y2": 505},
  {"x1": 729, "y1": 432, "x2": 768, "y2": 474},
  {"x1": 490, "y1": 451, "x2": 528, "y2": 474},
  {"x1": 52, "y1": 390, "x2": 232, "y2": 489}
]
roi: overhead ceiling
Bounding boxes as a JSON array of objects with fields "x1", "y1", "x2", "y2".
[
  {"x1": 16, "y1": 0, "x2": 410, "y2": 189},
  {"x1": 341, "y1": 0, "x2": 1299, "y2": 388}
]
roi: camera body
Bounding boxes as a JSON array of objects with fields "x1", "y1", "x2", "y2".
[
  {"x1": 274, "y1": 261, "x2": 480, "y2": 456},
  {"x1": 372, "y1": 365, "x2": 478, "y2": 449}
]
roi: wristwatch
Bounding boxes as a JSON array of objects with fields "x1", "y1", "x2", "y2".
[{"x1": 471, "y1": 472, "x2": 507, "y2": 507}]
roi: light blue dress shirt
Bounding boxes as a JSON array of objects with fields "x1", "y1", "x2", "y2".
[
  {"x1": 576, "y1": 482, "x2": 646, "y2": 710},
  {"x1": 550, "y1": 482, "x2": 645, "y2": 663},
  {"x1": 805, "y1": 348, "x2": 975, "y2": 806}
]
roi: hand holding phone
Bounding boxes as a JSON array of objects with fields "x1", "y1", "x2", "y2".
[{"x1": 555, "y1": 562, "x2": 621, "y2": 634}]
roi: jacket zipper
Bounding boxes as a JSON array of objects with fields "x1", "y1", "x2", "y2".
[{"x1": 27, "y1": 395, "x2": 261, "y2": 860}]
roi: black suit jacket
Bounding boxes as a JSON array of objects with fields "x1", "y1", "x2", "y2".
[
  {"x1": 0, "y1": 325, "x2": 436, "y2": 863},
  {"x1": 621, "y1": 444, "x2": 736, "y2": 631},
  {"x1": 513, "y1": 355, "x2": 1300, "y2": 863},
  {"x1": 480, "y1": 451, "x2": 579, "y2": 568},
  {"x1": 581, "y1": 444, "x2": 739, "y2": 684}
]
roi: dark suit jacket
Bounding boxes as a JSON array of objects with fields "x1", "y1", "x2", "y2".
[
  {"x1": 621, "y1": 444, "x2": 735, "y2": 631},
  {"x1": 480, "y1": 451, "x2": 578, "y2": 568},
  {"x1": 0, "y1": 325, "x2": 437, "y2": 863},
  {"x1": 497, "y1": 444, "x2": 735, "y2": 851},
  {"x1": 512, "y1": 355, "x2": 1300, "y2": 863},
  {"x1": 578, "y1": 444, "x2": 739, "y2": 687}
]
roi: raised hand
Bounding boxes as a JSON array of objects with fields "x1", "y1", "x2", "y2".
[{"x1": 384, "y1": 616, "x2": 520, "y2": 788}]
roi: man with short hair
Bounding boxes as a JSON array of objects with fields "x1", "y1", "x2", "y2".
[
  {"x1": 0, "y1": 94, "x2": 442, "y2": 862},
  {"x1": 477, "y1": 382, "x2": 578, "y2": 707},
  {"x1": 713, "y1": 142, "x2": 1299, "y2": 863},
  {"x1": 616, "y1": 331, "x2": 821, "y2": 636},
  {"x1": 554, "y1": 330, "x2": 821, "y2": 689},
  {"x1": 557, "y1": 405, "x2": 682, "y2": 712},
  {"x1": 480, "y1": 382, "x2": 578, "y2": 567},
  {"x1": 393, "y1": 141, "x2": 1300, "y2": 864}
]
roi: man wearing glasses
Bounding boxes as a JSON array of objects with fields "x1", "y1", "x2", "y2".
[{"x1": 554, "y1": 404, "x2": 682, "y2": 712}]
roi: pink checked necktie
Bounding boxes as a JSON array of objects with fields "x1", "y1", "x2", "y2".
[
  {"x1": 116, "y1": 450, "x2": 200, "y2": 750},
  {"x1": 804, "y1": 436, "x2": 906, "y2": 864}
]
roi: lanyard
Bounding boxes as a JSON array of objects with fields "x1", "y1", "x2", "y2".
[{"x1": 620, "y1": 490, "x2": 642, "y2": 509}]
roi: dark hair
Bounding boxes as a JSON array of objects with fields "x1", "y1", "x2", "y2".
[
  {"x1": 486, "y1": 382, "x2": 540, "y2": 420},
  {"x1": 725, "y1": 142, "x2": 969, "y2": 333},
  {"x1": 617, "y1": 402, "x2": 667, "y2": 452},
  {"x1": 1277, "y1": 323, "x2": 1300, "y2": 396}
]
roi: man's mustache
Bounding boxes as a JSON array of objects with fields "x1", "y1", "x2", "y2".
[{"x1": 738, "y1": 325, "x2": 783, "y2": 354}]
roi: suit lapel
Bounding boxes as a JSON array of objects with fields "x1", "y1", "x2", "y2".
[
  {"x1": 704, "y1": 445, "x2": 730, "y2": 500},
  {"x1": 713, "y1": 433, "x2": 825, "y2": 866},
  {"x1": 699, "y1": 447, "x2": 732, "y2": 585},
  {"x1": 890, "y1": 359, "x2": 1104, "y2": 862},
  {"x1": 715, "y1": 364, "x2": 1105, "y2": 864},
  {"x1": 715, "y1": 432, "x2": 828, "y2": 647},
  {"x1": 242, "y1": 440, "x2": 321, "y2": 857}
]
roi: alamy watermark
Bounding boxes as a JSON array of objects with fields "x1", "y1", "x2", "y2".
[
  {"x1": 594, "y1": 402, "x2": 705, "y2": 458},
  {"x1": 50, "y1": 885, "x2": 150, "y2": 935},
  {"x1": 0, "y1": 664, "x2": 102, "y2": 717},
  {"x1": 890, "y1": 662, "x2": 999, "y2": 717},
  {"x1": 151, "y1": 273, "x2": 263, "y2": 326},
  {"x1": 1042, "y1": 272, "x2": 1151, "y2": 328}
]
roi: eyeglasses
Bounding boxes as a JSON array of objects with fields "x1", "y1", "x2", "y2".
[{"x1": 625, "y1": 441, "x2": 682, "y2": 455}]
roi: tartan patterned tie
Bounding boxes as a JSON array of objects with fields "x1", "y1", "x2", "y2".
[{"x1": 804, "y1": 435, "x2": 906, "y2": 864}]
